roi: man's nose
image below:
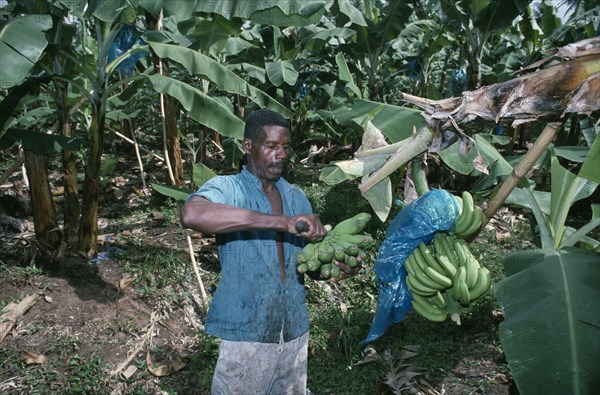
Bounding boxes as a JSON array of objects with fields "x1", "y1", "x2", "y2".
[{"x1": 275, "y1": 146, "x2": 288, "y2": 159}]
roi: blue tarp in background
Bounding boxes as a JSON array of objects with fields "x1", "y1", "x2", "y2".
[{"x1": 361, "y1": 189, "x2": 460, "y2": 345}]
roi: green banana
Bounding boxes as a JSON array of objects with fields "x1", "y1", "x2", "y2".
[
  {"x1": 296, "y1": 212, "x2": 374, "y2": 277},
  {"x1": 461, "y1": 205, "x2": 483, "y2": 238},
  {"x1": 454, "y1": 268, "x2": 471, "y2": 306},
  {"x1": 333, "y1": 237, "x2": 360, "y2": 256},
  {"x1": 403, "y1": 254, "x2": 418, "y2": 276},
  {"x1": 464, "y1": 251, "x2": 480, "y2": 289},
  {"x1": 330, "y1": 264, "x2": 341, "y2": 278},
  {"x1": 307, "y1": 259, "x2": 321, "y2": 272},
  {"x1": 411, "y1": 295, "x2": 447, "y2": 322},
  {"x1": 413, "y1": 267, "x2": 446, "y2": 292},
  {"x1": 454, "y1": 195, "x2": 463, "y2": 215},
  {"x1": 429, "y1": 291, "x2": 449, "y2": 310},
  {"x1": 436, "y1": 253, "x2": 458, "y2": 277},
  {"x1": 333, "y1": 246, "x2": 346, "y2": 262},
  {"x1": 344, "y1": 243, "x2": 360, "y2": 257},
  {"x1": 296, "y1": 251, "x2": 309, "y2": 265},
  {"x1": 439, "y1": 233, "x2": 459, "y2": 263},
  {"x1": 406, "y1": 273, "x2": 438, "y2": 296},
  {"x1": 454, "y1": 191, "x2": 474, "y2": 235},
  {"x1": 410, "y1": 246, "x2": 428, "y2": 272},
  {"x1": 433, "y1": 233, "x2": 447, "y2": 260},
  {"x1": 451, "y1": 266, "x2": 466, "y2": 301},
  {"x1": 320, "y1": 263, "x2": 332, "y2": 279},
  {"x1": 335, "y1": 233, "x2": 374, "y2": 248},
  {"x1": 317, "y1": 240, "x2": 335, "y2": 264},
  {"x1": 452, "y1": 239, "x2": 468, "y2": 267},
  {"x1": 331, "y1": 212, "x2": 371, "y2": 235},
  {"x1": 297, "y1": 242, "x2": 318, "y2": 264},
  {"x1": 344, "y1": 254, "x2": 359, "y2": 268},
  {"x1": 297, "y1": 263, "x2": 308, "y2": 274},
  {"x1": 418, "y1": 242, "x2": 447, "y2": 275},
  {"x1": 459, "y1": 303, "x2": 473, "y2": 315},
  {"x1": 424, "y1": 266, "x2": 453, "y2": 288},
  {"x1": 469, "y1": 267, "x2": 491, "y2": 300}
]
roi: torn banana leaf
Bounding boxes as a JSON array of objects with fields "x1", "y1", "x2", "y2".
[
  {"x1": 320, "y1": 122, "x2": 435, "y2": 220},
  {"x1": 402, "y1": 37, "x2": 600, "y2": 131}
]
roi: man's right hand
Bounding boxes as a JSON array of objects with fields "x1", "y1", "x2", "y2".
[{"x1": 290, "y1": 214, "x2": 327, "y2": 242}]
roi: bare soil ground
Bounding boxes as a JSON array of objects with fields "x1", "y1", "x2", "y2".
[{"x1": 0, "y1": 193, "x2": 211, "y2": 393}]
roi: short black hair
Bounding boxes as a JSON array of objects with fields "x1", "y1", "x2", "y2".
[{"x1": 243, "y1": 109, "x2": 290, "y2": 141}]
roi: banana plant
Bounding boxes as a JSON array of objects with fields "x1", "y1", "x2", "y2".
[{"x1": 492, "y1": 135, "x2": 599, "y2": 395}]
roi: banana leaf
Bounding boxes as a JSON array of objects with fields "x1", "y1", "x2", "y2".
[
  {"x1": 493, "y1": 247, "x2": 600, "y2": 395},
  {"x1": 0, "y1": 128, "x2": 81, "y2": 154},
  {"x1": 0, "y1": 14, "x2": 52, "y2": 89}
]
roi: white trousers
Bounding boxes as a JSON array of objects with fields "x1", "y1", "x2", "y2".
[{"x1": 211, "y1": 331, "x2": 309, "y2": 395}]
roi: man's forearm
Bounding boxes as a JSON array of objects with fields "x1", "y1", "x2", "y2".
[{"x1": 180, "y1": 197, "x2": 288, "y2": 234}]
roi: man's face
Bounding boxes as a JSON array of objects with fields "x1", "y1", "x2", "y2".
[{"x1": 244, "y1": 125, "x2": 291, "y2": 182}]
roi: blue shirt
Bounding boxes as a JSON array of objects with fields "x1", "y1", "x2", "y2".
[{"x1": 189, "y1": 166, "x2": 312, "y2": 343}]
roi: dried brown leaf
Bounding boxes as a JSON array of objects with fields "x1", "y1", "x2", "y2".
[
  {"x1": 20, "y1": 350, "x2": 47, "y2": 365},
  {"x1": 354, "y1": 344, "x2": 380, "y2": 366},
  {"x1": 472, "y1": 153, "x2": 489, "y2": 175},
  {"x1": 146, "y1": 351, "x2": 186, "y2": 377}
]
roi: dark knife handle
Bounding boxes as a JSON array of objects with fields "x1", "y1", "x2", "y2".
[{"x1": 295, "y1": 221, "x2": 309, "y2": 233}]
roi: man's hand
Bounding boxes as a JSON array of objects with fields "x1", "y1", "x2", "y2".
[
  {"x1": 329, "y1": 259, "x2": 362, "y2": 283},
  {"x1": 290, "y1": 214, "x2": 327, "y2": 242}
]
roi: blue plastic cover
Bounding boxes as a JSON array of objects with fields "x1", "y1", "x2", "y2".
[
  {"x1": 107, "y1": 25, "x2": 148, "y2": 77},
  {"x1": 360, "y1": 189, "x2": 460, "y2": 345}
]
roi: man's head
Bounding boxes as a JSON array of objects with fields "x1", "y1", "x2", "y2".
[
  {"x1": 243, "y1": 109, "x2": 291, "y2": 183},
  {"x1": 243, "y1": 109, "x2": 291, "y2": 142}
]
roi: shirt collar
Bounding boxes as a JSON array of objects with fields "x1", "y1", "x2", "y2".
[{"x1": 240, "y1": 165, "x2": 292, "y2": 193}]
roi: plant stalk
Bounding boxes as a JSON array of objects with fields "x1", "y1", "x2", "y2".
[
  {"x1": 359, "y1": 126, "x2": 434, "y2": 194},
  {"x1": 482, "y1": 122, "x2": 563, "y2": 229}
]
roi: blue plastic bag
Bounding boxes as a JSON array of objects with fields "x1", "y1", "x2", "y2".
[
  {"x1": 108, "y1": 25, "x2": 148, "y2": 77},
  {"x1": 360, "y1": 189, "x2": 460, "y2": 345}
]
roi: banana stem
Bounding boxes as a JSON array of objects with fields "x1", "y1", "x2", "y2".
[
  {"x1": 411, "y1": 156, "x2": 430, "y2": 196},
  {"x1": 353, "y1": 139, "x2": 408, "y2": 158},
  {"x1": 359, "y1": 126, "x2": 434, "y2": 194},
  {"x1": 482, "y1": 122, "x2": 563, "y2": 229}
]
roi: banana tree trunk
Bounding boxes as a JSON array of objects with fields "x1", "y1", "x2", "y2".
[
  {"x1": 148, "y1": 10, "x2": 184, "y2": 187},
  {"x1": 77, "y1": 105, "x2": 104, "y2": 256},
  {"x1": 163, "y1": 85, "x2": 184, "y2": 186},
  {"x1": 55, "y1": 80, "x2": 80, "y2": 249},
  {"x1": 23, "y1": 150, "x2": 61, "y2": 253}
]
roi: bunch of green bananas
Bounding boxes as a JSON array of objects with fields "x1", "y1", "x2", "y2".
[
  {"x1": 296, "y1": 212, "x2": 373, "y2": 280},
  {"x1": 453, "y1": 191, "x2": 484, "y2": 239},
  {"x1": 404, "y1": 232, "x2": 491, "y2": 325}
]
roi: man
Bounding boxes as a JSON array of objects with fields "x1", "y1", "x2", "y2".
[{"x1": 180, "y1": 109, "x2": 355, "y2": 394}]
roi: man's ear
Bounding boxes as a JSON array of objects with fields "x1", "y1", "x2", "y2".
[{"x1": 242, "y1": 138, "x2": 252, "y2": 154}]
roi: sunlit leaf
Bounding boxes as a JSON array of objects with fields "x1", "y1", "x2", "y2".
[
  {"x1": 362, "y1": 177, "x2": 392, "y2": 222},
  {"x1": 151, "y1": 183, "x2": 193, "y2": 203},
  {"x1": 579, "y1": 133, "x2": 600, "y2": 184}
]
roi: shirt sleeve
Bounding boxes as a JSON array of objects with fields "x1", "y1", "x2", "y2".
[
  {"x1": 186, "y1": 176, "x2": 235, "y2": 206},
  {"x1": 289, "y1": 184, "x2": 313, "y2": 216}
]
